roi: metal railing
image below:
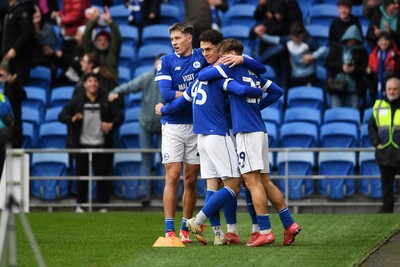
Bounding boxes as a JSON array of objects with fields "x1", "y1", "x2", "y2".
[{"x1": 3, "y1": 147, "x2": 399, "y2": 212}]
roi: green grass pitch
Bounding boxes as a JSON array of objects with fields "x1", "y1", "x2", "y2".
[{"x1": 10, "y1": 212, "x2": 400, "y2": 267}]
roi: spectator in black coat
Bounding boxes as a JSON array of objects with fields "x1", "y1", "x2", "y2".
[
  {"x1": 1, "y1": 0, "x2": 35, "y2": 86},
  {"x1": 58, "y1": 73, "x2": 123, "y2": 212}
]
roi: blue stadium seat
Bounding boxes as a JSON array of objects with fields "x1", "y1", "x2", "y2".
[
  {"x1": 22, "y1": 106, "x2": 41, "y2": 134},
  {"x1": 324, "y1": 107, "x2": 361, "y2": 127},
  {"x1": 119, "y1": 25, "x2": 140, "y2": 48},
  {"x1": 280, "y1": 122, "x2": 319, "y2": 148},
  {"x1": 50, "y1": 86, "x2": 74, "y2": 107},
  {"x1": 222, "y1": 4, "x2": 257, "y2": 27},
  {"x1": 124, "y1": 106, "x2": 141, "y2": 123},
  {"x1": 45, "y1": 106, "x2": 63, "y2": 122},
  {"x1": 138, "y1": 44, "x2": 174, "y2": 67},
  {"x1": 113, "y1": 153, "x2": 141, "y2": 200},
  {"x1": 133, "y1": 65, "x2": 153, "y2": 78},
  {"x1": 23, "y1": 86, "x2": 47, "y2": 110},
  {"x1": 360, "y1": 123, "x2": 371, "y2": 147},
  {"x1": 125, "y1": 92, "x2": 142, "y2": 108},
  {"x1": 23, "y1": 86, "x2": 47, "y2": 122},
  {"x1": 29, "y1": 66, "x2": 52, "y2": 90},
  {"x1": 160, "y1": 3, "x2": 182, "y2": 25},
  {"x1": 305, "y1": 24, "x2": 330, "y2": 46},
  {"x1": 220, "y1": 25, "x2": 252, "y2": 46},
  {"x1": 119, "y1": 45, "x2": 137, "y2": 75},
  {"x1": 22, "y1": 122, "x2": 36, "y2": 148},
  {"x1": 363, "y1": 107, "x2": 373, "y2": 124},
  {"x1": 118, "y1": 66, "x2": 132, "y2": 85},
  {"x1": 141, "y1": 25, "x2": 171, "y2": 46},
  {"x1": 119, "y1": 121, "x2": 140, "y2": 148},
  {"x1": 277, "y1": 151, "x2": 315, "y2": 199},
  {"x1": 320, "y1": 122, "x2": 359, "y2": 148},
  {"x1": 31, "y1": 152, "x2": 69, "y2": 200},
  {"x1": 38, "y1": 121, "x2": 67, "y2": 148},
  {"x1": 109, "y1": 4, "x2": 130, "y2": 25},
  {"x1": 264, "y1": 122, "x2": 278, "y2": 148},
  {"x1": 261, "y1": 65, "x2": 277, "y2": 81},
  {"x1": 284, "y1": 107, "x2": 322, "y2": 127},
  {"x1": 307, "y1": 4, "x2": 339, "y2": 26},
  {"x1": 260, "y1": 107, "x2": 281, "y2": 128},
  {"x1": 359, "y1": 151, "x2": 382, "y2": 199},
  {"x1": 318, "y1": 151, "x2": 356, "y2": 199},
  {"x1": 286, "y1": 86, "x2": 325, "y2": 111}
]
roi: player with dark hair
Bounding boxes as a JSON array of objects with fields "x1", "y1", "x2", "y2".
[
  {"x1": 155, "y1": 22, "x2": 266, "y2": 243},
  {"x1": 197, "y1": 38, "x2": 301, "y2": 247}
]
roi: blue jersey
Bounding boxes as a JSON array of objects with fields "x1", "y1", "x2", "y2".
[
  {"x1": 214, "y1": 64, "x2": 268, "y2": 134},
  {"x1": 186, "y1": 78, "x2": 230, "y2": 136},
  {"x1": 155, "y1": 48, "x2": 207, "y2": 124},
  {"x1": 160, "y1": 69, "x2": 264, "y2": 135}
]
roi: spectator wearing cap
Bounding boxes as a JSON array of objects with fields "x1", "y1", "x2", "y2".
[
  {"x1": 2, "y1": 0, "x2": 35, "y2": 86},
  {"x1": 366, "y1": 32, "x2": 400, "y2": 100},
  {"x1": 58, "y1": 72, "x2": 123, "y2": 212},
  {"x1": 328, "y1": 0, "x2": 364, "y2": 48},
  {"x1": 366, "y1": 0, "x2": 400, "y2": 48},
  {"x1": 83, "y1": 6, "x2": 122, "y2": 82},
  {"x1": 0, "y1": 59, "x2": 26, "y2": 179}
]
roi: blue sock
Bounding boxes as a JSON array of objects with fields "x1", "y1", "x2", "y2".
[
  {"x1": 180, "y1": 218, "x2": 189, "y2": 231},
  {"x1": 202, "y1": 187, "x2": 236, "y2": 218},
  {"x1": 278, "y1": 207, "x2": 294, "y2": 229},
  {"x1": 257, "y1": 214, "x2": 271, "y2": 231},
  {"x1": 206, "y1": 190, "x2": 221, "y2": 227},
  {"x1": 244, "y1": 188, "x2": 257, "y2": 224},
  {"x1": 223, "y1": 197, "x2": 237, "y2": 224},
  {"x1": 165, "y1": 218, "x2": 175, "y2": 233}
]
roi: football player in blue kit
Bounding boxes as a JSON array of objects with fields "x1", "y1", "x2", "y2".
[
  {"x1": 155, "y1": 22, "x2": 266, "y2": 243},
  {"x1": 198, "y1": 38, "x2": 301, "y2": 247},
  {"x1": 155, "y1": 40, "x2": 264, "y2": 246}
]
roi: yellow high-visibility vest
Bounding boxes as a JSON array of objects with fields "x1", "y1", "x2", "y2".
[{"x1": 373, "y1": 99, "x2": 400, "y2": 149}]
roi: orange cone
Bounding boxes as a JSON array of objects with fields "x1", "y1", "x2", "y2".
[{"x1": 153, "y1": 236, "x2": 185, "y2": 247}]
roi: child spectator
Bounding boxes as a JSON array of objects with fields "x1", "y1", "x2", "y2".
[
  {"x1": 256, "y1": 21, "x2": 328, "y2": 87},
  {"x1": 366, "y1": 32, "x2": 400, "y2": 99},
  {"x1": 325, "y1": 25, "x2": 369, "y2": 109}
]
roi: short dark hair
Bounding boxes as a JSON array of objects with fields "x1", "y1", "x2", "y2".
[
  {"x1": 290, "y1": 21, "x2": 306, "y2": 35},
  {"x1": 217, "y1": 38, "x2": 244, "y2": 56},
  {"x1": 199, "y1": 29, "x2": 224, "y2": 46},
  {"x1": 168, "y1": 22, "x2": 194, "y2": 36},
  {"x1": 83, "y1": 72, "x2": 99, "y2": 82},
  {"x1": 338, "y1": 0, "x2": 352, "y2": 7}
]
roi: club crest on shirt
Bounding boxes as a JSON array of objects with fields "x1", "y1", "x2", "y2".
[
  {"x1": 163, "y1": 153, "x2": 169, "y2": 161},
  {"x1": 157, "y1": 60, "x2": 162, "y2": 71},
  {"x1": 193, "y1": 61, "x2": 201, "y2": 68}
]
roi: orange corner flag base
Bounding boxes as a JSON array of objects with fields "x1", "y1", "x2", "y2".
[{"x1": 153, "y1": 237, "x2": 185, "y2": 247}]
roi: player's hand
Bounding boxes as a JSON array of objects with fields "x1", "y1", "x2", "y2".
[
  {"x1": 155, "y1": 103, "x2": 164, "y2": 115},
  {"x1": 220, "y1": 54, "x2": 244, "y2": 68},
  {"x1": 101, "y1": 121, "x2": 113, "y2": 134},
  {"x1": 108, "y1": 92, "x2": 118, "y2": 102},
  {"x1": 72, "y1": 113, "x2": 83, "y2": 122}
]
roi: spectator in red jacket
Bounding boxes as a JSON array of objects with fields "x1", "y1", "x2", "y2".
[
  {"x1": 366, "y1": 32, "x2": 400, "y2": 100},
  {"x1": 51, "y1": 0, "x2": 91, "y2": 57}
]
